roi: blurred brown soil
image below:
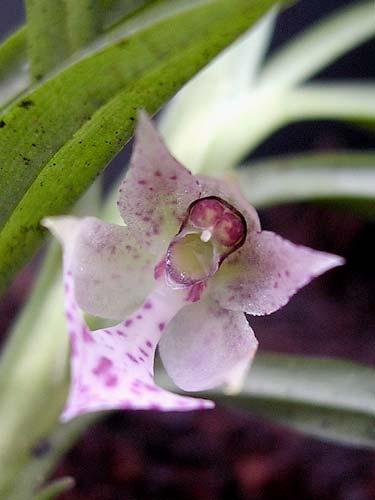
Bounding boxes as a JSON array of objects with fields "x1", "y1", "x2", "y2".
[{"x1": 1, "y1": 203, "x2": 375, "y2": 499}]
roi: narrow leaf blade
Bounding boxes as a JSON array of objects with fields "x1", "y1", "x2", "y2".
[
  {"x1": 25, "y1": 0, "x2": 71, "y2": 80},
  {"x1": 258, "y1": 0, "x2": 375, "y2": 90},
  {"x1": 208, "y1": 353, "x2": 375, "y2": 448},
  {"x1": 234, "y1": 152, "x2": 375, "y2": 209}
]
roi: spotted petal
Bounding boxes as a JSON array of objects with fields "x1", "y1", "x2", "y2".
[
  {"x1": 211, "y1": 230, "x2": 344, "y2": 315},
  {"x1": 159, "y1": 299, "x2": 258, "y2": 392},
  {"x1": 45, "y1": 216, "x2": 157, "y2": 320},
  {"x1": 61, "y1": 269, "x2": 213, "y2": 421},
  {"x1": 117, "y1": 111, "x2": 201, "y2": 258}
]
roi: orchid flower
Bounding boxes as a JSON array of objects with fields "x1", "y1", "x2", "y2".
[{"x1": 44, "y1": 112, "x2": 344, "y2": 421}]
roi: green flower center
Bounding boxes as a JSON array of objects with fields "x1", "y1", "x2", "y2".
[{"x1": 166, "y1": 196, "x2": 246, "y2": 287}]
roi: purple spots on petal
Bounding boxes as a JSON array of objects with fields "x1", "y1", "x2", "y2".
[
  {"x1": 144, "y1": 301, "x2": 152, "y2": 310},
  {"x1": 139, "y1": 347, "x2": 149, "y2": 358},
  {"x1": 273, "y1": 282, "x2": 279, "y2": 289},
  {"x1": 70, "y1": 333, "x2": 78, "y2": 356},
  {"x1": 66, "y1": 310, "x2": 73, "y2": 321},
  {"x1": 146, "y1": 340, "x2": 153, "y2": 349},
  {"x1": 103, "y1": 329, "x2": 112, "y2": 335},
  {"x1": 138, "y1": 179, "x2": 147, "y2": 185},
  {"x1": 169, "y1": 175, "x2": 177, "y2": 180},
  {"x1": 105, "y1": 374, "x2": 118, "y2": 387},
  {"x1": 285, "y1": 270, "x2": 291, "y2": 277},
  {"x1": 93, "y1": 356, "x2": 112, "y2": 375},
  {"x1": 158, "y1": 322, "x2": 165, "y2": 332},
  {"x1": 136, "y1": 314, "x2": 143, "y2": 320},
  {"x1": 138, "y1": 357, "x2": 144, "y2": 362},
  {"x1": 125, "y1": 319, "x2": 133, "y2": 327},
  {"x1": 154, "y1": 170, "x2": 162, "y2": 177},
  {"x1": 144, "y1": 383, "x2": 160, "y2": 392},
  {"x1": 116, "y1": 329, "x2": 125, "y2": 336},
  {"x1": 126, "y1": 352, "x2": 139, "y2": 364}
]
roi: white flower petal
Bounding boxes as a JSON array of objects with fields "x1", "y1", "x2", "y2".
[{"x1": 159, "y1": 299, "x2": 258, "y2": 391}]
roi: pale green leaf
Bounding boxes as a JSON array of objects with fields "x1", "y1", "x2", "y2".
[
  {"x1": 160, "y1": 2, "x2": 375, "y2": 174},
  {"x1": 171, "y1": 82, "x2": 375, "y2": 175},
  {"x1": 158, "y1": 352, "x2": 375, "y2": 448},
  {"x1": 211, "y1": 353, "x2": 375, "y2": 448},
  {"x1": 285, "y1": 83, "x2": 375, "y2": 122},
  {"x1": 258, "y1": 0, "x2": 375, "y2": 90},
  {"x1": 159, "y1": 7, "x2": 278, "y2": 173},
  {"x1": 234, "y1": 152, "x2": 375, "y2": 208}
]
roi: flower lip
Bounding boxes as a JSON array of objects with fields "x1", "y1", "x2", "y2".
[{"x1": 165, "y1": 196, "x2": 247, "y2": 288}]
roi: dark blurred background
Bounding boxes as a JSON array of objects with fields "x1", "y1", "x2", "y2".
[{"x1": 1, "y1": 1, "x2": 375, "y2": 499}]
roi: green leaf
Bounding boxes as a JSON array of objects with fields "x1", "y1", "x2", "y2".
[
  {"x1": 25, "y1": 0, "x2": 71, "y2": 80},
  {"x1": 101, "y1": 0, "x2": 155, "y2": 30},
  {"x1": 0, "y1": 2, "x2": 154, "y2": 109},
  {"x1": 0, "y1": 27, "x2": 29, "y2": 109},
  {"x1": 10, "y1": 415, "x2": 98, "y2": 500},
  {"x1": 65, "y1": 0, "x2": 104, "y2": 52},
  {"x1": 208, "y1": 353, "x2": 375, "y2": 448},
  {"x1": 285, "y1": 83, "x2": 375, "y2": 123},
  {"x1": 234, "y1": 152, "x2": 375, "y2": 209},
  {"x1": 65, "y1": 0, "x2": 150, "y2": 53},
  {"x1": 0, "y1": 0, "x2": 283, "y2": 295},
  {"x1": 0, "y1": 243, "x2": 70, "y2": 497},
  {"x1": 159, "y1": 2, "x2": 375, "y2": 174},
  {"x1": 258, "y1": 0, "x2": 375, "y2": 90}
]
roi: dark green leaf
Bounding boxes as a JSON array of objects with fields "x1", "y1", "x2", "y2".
[
  {"x1": 0, "y1": 0, "x2": 283, "y2": 294},
  {"x1": 25, "y1": 0, "x2": 71, "y2": 80}
]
